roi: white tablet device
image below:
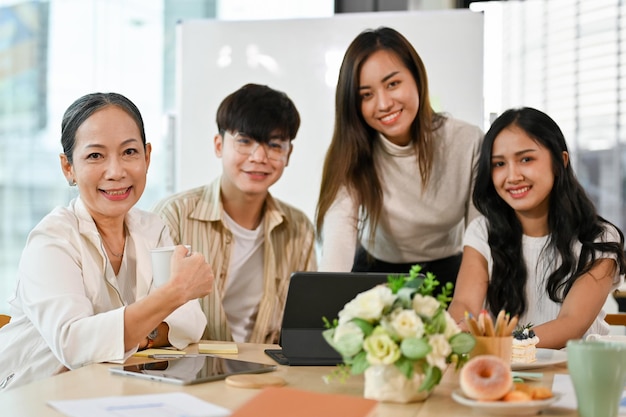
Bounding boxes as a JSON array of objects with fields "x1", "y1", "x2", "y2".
[{"x1": 109, "y1": 355, "x2": 277, "y2": 385}]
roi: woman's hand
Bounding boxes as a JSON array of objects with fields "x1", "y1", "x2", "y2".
[
  {"x1": 123, "y1": 245, "x2": 213, "y2": 351},
  {"x1": 166, "y1": 245, "x2": 214, "y2": 303},
  {"x1": 534, "y1": 258, "x2": 616, "y2": 349}
]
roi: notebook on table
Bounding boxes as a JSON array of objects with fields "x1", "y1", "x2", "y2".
[{"x1": 265, "y1": 271, "x2": 390, "y2": 366}]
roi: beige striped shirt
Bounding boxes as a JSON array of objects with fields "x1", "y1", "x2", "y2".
[{"x1": 153, "y1": 178, "x2": 317, "y2": 344}]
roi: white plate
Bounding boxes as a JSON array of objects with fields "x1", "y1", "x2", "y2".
[
  {"x1": 511, "y1": 348, "x2": 567, "y2": 370},
  {"x1": 451, "y1": 390, "x2": 562, "y2": 415}
]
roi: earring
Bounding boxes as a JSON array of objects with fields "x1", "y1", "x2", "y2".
[{"x1": 68, "y1": 179, "x2": 76, "y2": 186}]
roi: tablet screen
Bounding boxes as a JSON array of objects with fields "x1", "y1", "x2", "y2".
[{"x1": 109, "y1": 356, "x2": 277, "y2": 385}]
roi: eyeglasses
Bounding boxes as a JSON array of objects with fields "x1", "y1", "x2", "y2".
[{"x1": 226, "y1": 131, "x2": 291, "y2": 162}]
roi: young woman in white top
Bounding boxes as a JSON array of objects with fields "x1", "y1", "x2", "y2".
[
  {"x1": 448, "y1": 107, "x2": 626, "y2": 348},
  {"x1": 315, "y1": 27, "x2": 483, "y2": 287}
]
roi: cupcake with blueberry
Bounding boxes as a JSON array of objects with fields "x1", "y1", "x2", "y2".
[{"x1": 511, "y1": 324, "x2": 539, "y2": 364}]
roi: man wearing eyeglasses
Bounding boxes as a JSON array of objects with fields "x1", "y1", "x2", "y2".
[{"x1": 153, "y1": 84, "x2": 317, "y2": 345}]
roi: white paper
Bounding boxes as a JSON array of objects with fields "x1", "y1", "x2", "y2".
[
  {"x1": 553, "y1": 374, "x2": 626, "y2": 416},
  {"x1": 48, "y1": 392, "x2": 231, "y2": 417},
  {"x1": 551, "y1": 374, "x2": 576, "y2": 410}
]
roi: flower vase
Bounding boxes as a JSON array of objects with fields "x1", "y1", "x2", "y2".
[{"x1": 363, "y1": 364, "x2": 433, "y2": 403}]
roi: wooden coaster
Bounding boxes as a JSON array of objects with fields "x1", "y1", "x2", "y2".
[{"x1": 225, "y1": 374, "x2": 286, "y2": 389}]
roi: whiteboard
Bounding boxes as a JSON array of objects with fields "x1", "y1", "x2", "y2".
[{"x1": 175, "y1": 10, "x2": 484, "y2": 222}]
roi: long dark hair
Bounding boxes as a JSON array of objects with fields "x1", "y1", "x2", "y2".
[
  {"x1": 475, "y1": 107, "x2": 626, "y2": 317},
  {"x1": 315, "y1": 27, "x2": 444, "y2": 244}
]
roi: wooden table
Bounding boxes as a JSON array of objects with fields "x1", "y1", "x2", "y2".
[{"x1": 0, "y1": 342, "x2": 578, "y2": 417}]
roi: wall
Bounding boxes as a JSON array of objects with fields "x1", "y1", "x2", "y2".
[{"x1": 175, "y1": 10, "x2": 484, "y2": 221}]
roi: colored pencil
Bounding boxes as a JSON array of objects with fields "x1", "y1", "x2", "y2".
[
  {"x1": 465, "y1": 311, "x2": 482, "y2": 336},
  {"x1": 494, "y1": 309, "x2": 506, "y2": 336},
  {"x1": 483, "y1": 311, "x2": 495, "y2": 336}
]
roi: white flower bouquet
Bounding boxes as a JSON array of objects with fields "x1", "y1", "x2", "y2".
[{"x1": 322, "y1": 265, "x2": 475, "y2": 393}]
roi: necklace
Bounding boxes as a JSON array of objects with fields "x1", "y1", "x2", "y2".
[{"x1": 102, "y1": 237, "x2": 125, "y2": 258}]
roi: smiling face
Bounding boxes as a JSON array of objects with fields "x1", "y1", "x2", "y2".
[
  {"x1": 60, "y1": 105, "x2": 151, "y2": 224},
  {"x1": 490, "y1": 126, "x2": 559, "y2": 222},
  {"x1": 358, "y1": 49, "x2": 419, "y2": 146},
  {"x1": 215, "y1": 130, "x2": 290, "y2": 200}
]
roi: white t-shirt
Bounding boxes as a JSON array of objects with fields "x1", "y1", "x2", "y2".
[
  {"x1": 221, "y1": 211, "x2": 264, "y2": 343},
  {"x1": 464, "y1": 216, "x2": 623, "y2": 337}
]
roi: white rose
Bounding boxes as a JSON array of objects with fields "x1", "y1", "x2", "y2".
[
  {"x1": 363, "y1": 330, "x2": 401, "y2": 365},
  {"x1": 426, "y1": 334, "x2": 451, "y2": 371},
  {"x1": 412, "y1": 294, "x2": 440, "y2": 318},
  {"x1": 386, "y1": 308, "x2": 424, "y2": 340},
  {"x1": 338, "y1": 285, "x2": 395, "y2": 324},
  {"x1": 443, "y1": 311, "x2": 461, "y2": 339},
  {"x1": 331, "y1": 321, "x2": 365, "y2": 357}
]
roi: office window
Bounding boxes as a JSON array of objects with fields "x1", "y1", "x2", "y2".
[
  {"x1": 483, "y1": 0, "x2": 625, "y2": 231},
  {"x1": 0, "y1": 0, "x2": 177, "y2": 313}
]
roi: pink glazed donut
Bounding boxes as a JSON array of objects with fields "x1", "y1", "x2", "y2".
[{"x1": 460, "y1": 355, "x2": 513, "y2": 401}]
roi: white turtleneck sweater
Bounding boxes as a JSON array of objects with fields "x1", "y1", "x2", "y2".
[{"x1": 319, "y1": 116, "x2": 484, "y2": 272}]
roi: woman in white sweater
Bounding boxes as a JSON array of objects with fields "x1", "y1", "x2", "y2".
[
  {"x1": 316, "y1": 27, "x2": 483, "y2": 287},
  {"x1": 0, "y1": 92, "x2": 213, "y2": 390}
]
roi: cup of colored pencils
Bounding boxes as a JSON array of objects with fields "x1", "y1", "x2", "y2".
[{"x1": 465, "y1": 309, "x2": 518, "y2": 363}]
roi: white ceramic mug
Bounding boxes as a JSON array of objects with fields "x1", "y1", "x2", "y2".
[
  {"x1": 150, "y1": 245, "x2": 191, "y2": 287},
  {"x1": 585, "y1": 334, "x2": 626, "y2": 343}
]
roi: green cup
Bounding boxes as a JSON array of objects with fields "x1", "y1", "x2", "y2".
[{"x1": 566, "y1": 339, "x2": 626, "y2": 417}]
